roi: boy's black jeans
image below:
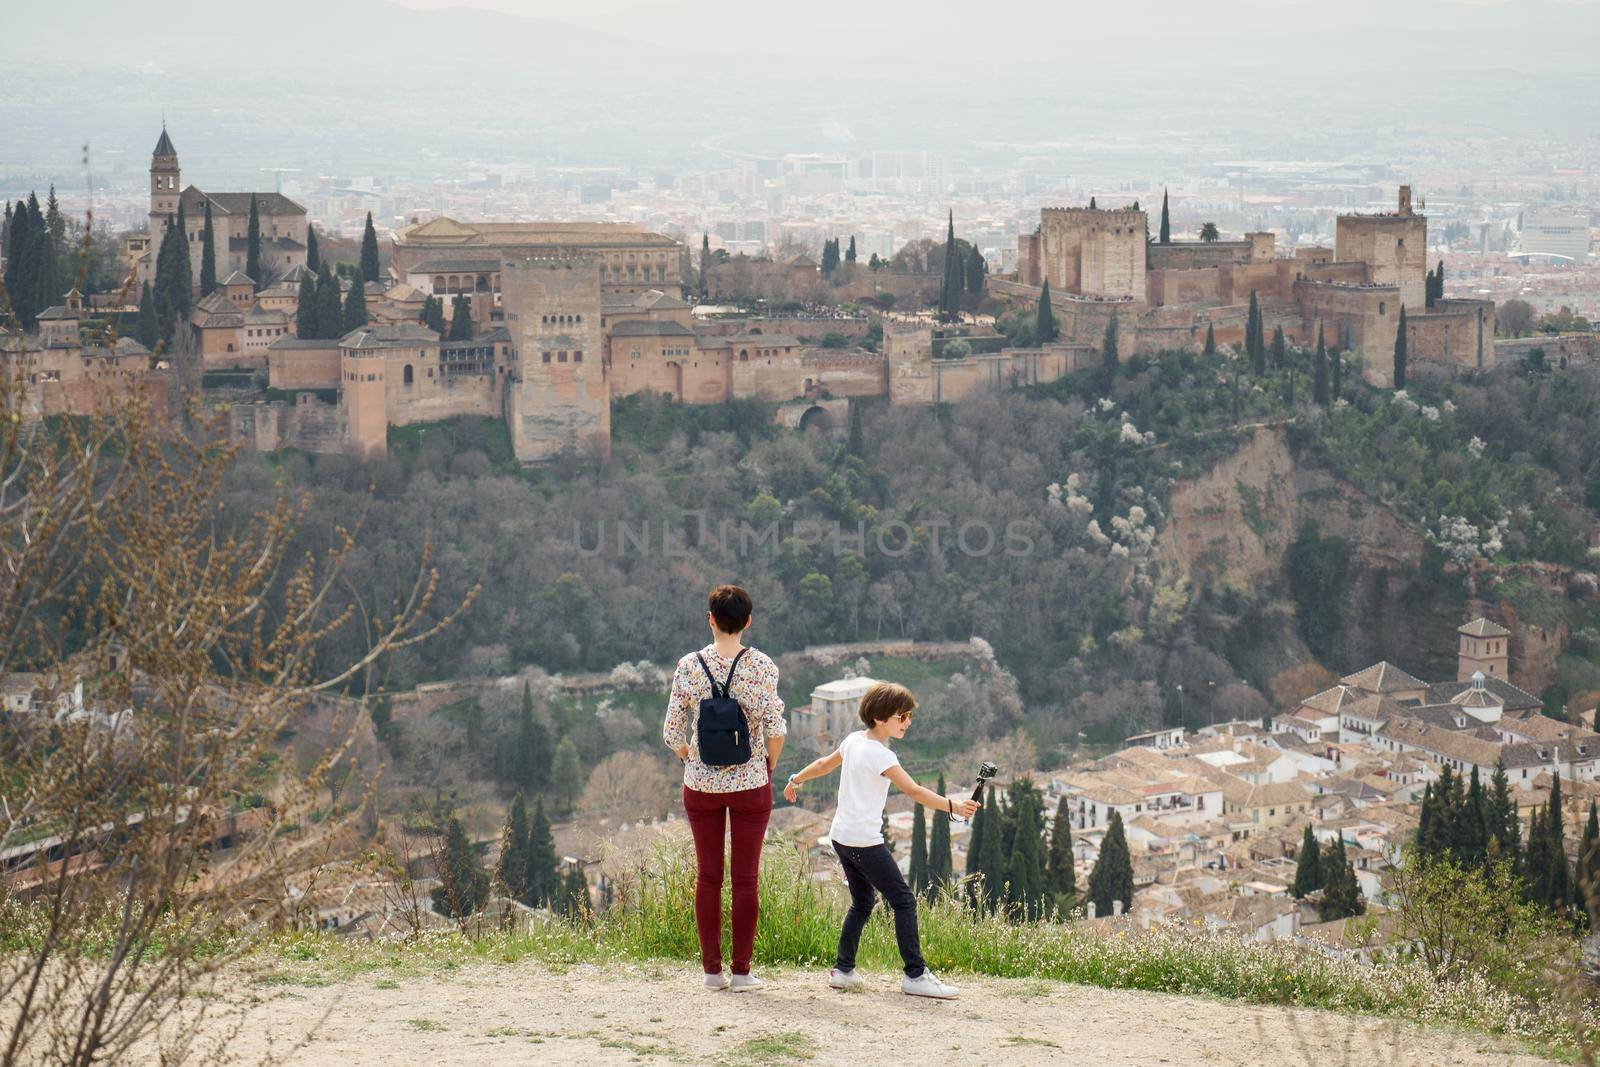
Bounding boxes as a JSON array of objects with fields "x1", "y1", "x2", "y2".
[{"x1": 830, "y1": 840, "x2": 926, "y2": 978}]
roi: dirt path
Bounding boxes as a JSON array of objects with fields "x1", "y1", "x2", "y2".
[{"x1": 208, "y1": 961, "x2": 1556, "y2": 1066}]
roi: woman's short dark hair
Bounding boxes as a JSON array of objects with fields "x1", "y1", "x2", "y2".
[
  {"x1": 859, "y1": 682, "x2": 917, "y2": 726},
  {"x1": 708, "y1": 585, "x2": 753, "y2": 634}
]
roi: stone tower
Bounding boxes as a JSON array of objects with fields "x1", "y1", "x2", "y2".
[
  {"x1": 500, "y1": 254, "x2": 610, "y2": 462},
  {"x1": 885, "y1": 325, "x2": 934, "y2": 404},
  {"x1": 340, "y1": 333, "x2": 391, "y2": 459},
  {"x1": 1457, "y1": 617, "x2": 1510, "y2": 683},
  {"x1": 150, "y1": 126, "x2": 181, "y2": 243}
]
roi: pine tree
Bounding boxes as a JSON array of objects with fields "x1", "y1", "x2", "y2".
[
  {"x1": 1319, "y1": 836, "x2": 1364, "y2": 920},
  {"x1": 245, "y1": 194, "x2": 262, "y2": 290},
  {"x1": 361, "y1": 212, "x2": 381, "y2": 283},
  {"x1": 295, "y1": 271, "x2": 318, "y2": 339},
  {"x1": 1313, "y1": 324, "x2": 1330, "y2": 407},
  {"x1": 1035, "y1": 278, "x2": 1057, "y2": 343},
  {"x1": 1086, "y1": 812, "x2": 1134, "y2": 918},
  {"x1": 1158, "y1": 188, "x2": 1171, "y2": 244},
  {"x1": 846, "y1": 235, "x2": 856, "y2": 264},
  {"x1": 496, "y1": 794, "x2": 531, "y2": 900},
  {"x1": 431, "y1": 816, "x2": 488, "y2": 917},
  {"x1": 343, "y1": 273, "x2": 369, "y2": 332},
  {"x1": 1045, "y1": 793, "x2": 1076, "y2": 908},
  {"x1": 1291, "y1": 825, "x2": 1322, "y2": 898},
  {"x1": 1101, "y1": 314, "x2": 1118, "y2": 387},
  {"x1": 1393, "y1": 306, "x2": 1408, "y2": 390},
  {"x1": 305, "y1": 223, "x2": 321, "y2": 274},
  {"x1": 136, "y1": 281, "x2": 159, "y2": 350},
  {"x1": 315, "y1": 263, "x2": 342, "y2": 339},
  {"x1": 552, "y1": 735, "x2": 582, "y2": 813},
  {"x1": 928, "y1": 772, "x2": 953, "y2": 897},
  {"x1": 1270, "y1": 325, "x2": 1286, "y2": 370},
  {"x1": 524, "y1": 798, "x2": 558, "y2": 906},
  {"x1": 909, "y1": 804, "x2": 929, "y2": 897},
  {"x1": 1203, "y1": 322, "x2": 1216, "y2": 357},
  {"x1": 199, "y1": 202, "x2": 217, "y2": 296},
  {"x1": 450, "y1": 293, "x2": 473, "y2": 340},
  {"x1": 1004, "y1": 783, "x2": 1048, "y2": 920}
]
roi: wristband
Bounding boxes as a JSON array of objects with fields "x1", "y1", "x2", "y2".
[{"x1": 947, "y1": 796, "x2": 952, "y2": 815}]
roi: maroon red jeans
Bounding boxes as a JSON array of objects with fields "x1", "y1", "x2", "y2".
[{"x1": 682, "y1": 783, "x2": 772, "y2": 976}]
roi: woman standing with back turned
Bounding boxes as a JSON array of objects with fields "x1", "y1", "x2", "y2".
[{"x1": 663, "y1": 585, "x2": 786, "y2": 991}]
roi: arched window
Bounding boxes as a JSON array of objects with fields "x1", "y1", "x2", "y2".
[
  {"x1": 1379, "y1": 302, "x2": 1386, "y2": 316},
  {"x1": 403, "y1": 365, "x2": 414, "y2": 385},
  {"x1": 434, "y1": 276, "x2": 446, "y2": 292},
  {"x1": 739, "y1": 349, "x2": 748, "y2": 361}
]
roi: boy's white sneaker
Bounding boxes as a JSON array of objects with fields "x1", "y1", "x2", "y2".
[
  {"x1": 828, "y1": 967, "x2": 866, "y2": 991},
  {"x1": 703, "y1": 971, "x2": 730, "y2": 990},
  {"x1": 729, "y1": 972, "x2": 764, "y2": 992},
  {"x1": 901, "y1": 970, "x2": 959, "y2": 999}
]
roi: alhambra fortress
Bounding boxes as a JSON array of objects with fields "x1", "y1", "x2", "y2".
[{"x1": 4, "y1": 129, "x2": 1500, "y2": 463}]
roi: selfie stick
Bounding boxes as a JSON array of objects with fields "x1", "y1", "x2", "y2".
[{"x1": 954, "y1": 761, "x2": 998, "y2": 824}]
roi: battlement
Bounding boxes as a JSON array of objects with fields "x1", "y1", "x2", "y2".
[
  {"x1": 502, "y1": 251, "x2": 601, "y2": 269},
  {"x1": 1041, "y1": 206, "x2": 1145, "y2": 218}
]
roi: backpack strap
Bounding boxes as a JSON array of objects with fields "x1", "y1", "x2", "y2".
[{"x1": 695, "y1": 648, "x2": 750, "y2": 699}]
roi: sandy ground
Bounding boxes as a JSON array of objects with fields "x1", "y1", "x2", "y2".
[{"x1": 186, "y1": 960, "x2": 1561, "y2": 1067}]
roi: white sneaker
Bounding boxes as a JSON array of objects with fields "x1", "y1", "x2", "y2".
[
  {"x1": 703, "y1": 971, "x2": 729, "y2": 990},
  {"x1": 901, "y1": 970, "x2": 959, "y2": 999},
  {"x1": 828, "y1": 967, "x2": 866, "y2": 991},
  {"x1": 729, "y1": 972, "x2": 764, "y2": 992}
]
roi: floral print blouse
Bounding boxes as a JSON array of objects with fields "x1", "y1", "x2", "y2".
[{"x1": 663, "y1": 644, "x2": 786, "y2": 793}]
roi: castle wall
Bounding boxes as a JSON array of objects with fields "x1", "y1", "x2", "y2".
[
  {"x1": 693, "y1": 316, "x2": 875, "y2": 340},
  {"x1": 930, "y1": 346, "x2": 1089, "y2": 400},
  {"x1": 501, "y1": 256, "x2": 610, "y2": 462},
  {"x1": 885, "y1": 328, "x2": 934, "y2": 404},
  {"x1": 1147, "y1": 237, "x2": 1269, "y2": 271},
  {"x1": 798, "y1": 351, "x2": 886, "y2": 398},
  {"x1": 1409, "y1": 299, "x2": 1496, "y2": 373},
  {"x1": 1295, "y1": 280, "x2": 1397, "y2": 377},
  {"x1": 609, "y1": 335, "x2": 719, "y2": 403},
  {"x1": 339, "y1": 348, "x2": 389, "y2": 458},
  {"x1": 269, "y1": 343, "x2": 342, "y2": 390},
  {"x1": 1147, "y1": 268, "x2": 1223, "y2": 308},
  {"x1": 1029, "y1": 207, "x2": 1147, "y2": 300}
]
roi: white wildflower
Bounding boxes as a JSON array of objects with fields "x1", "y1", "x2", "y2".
[
  {"x1": 1119, "y1": 422, "x2": 1145, "y2": 444},
  {"x1": 1097, "y1": 397, "x2": 1116, "y2": 412},
  {"x1": 1421, "y1": 405, "x2": 1440, "y2": 422},
  {"x1": 1086, "y1": 519, "x2": 1111, "y2": 545},
  {"x1": 1468, "y1": 436, "x2": 1486, "y2": 459}
]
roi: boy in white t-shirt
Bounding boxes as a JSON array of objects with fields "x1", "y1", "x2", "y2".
[{"x1": 783, "y1": 682, "x2": 980, "y2": 999}]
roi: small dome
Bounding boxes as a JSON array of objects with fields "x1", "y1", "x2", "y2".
[{"x1": 1471, "y1": 670, "x2": 1486, "y2": 689}]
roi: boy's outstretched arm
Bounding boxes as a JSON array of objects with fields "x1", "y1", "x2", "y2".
[
  {"x1": 884, "y1": 765, "x2": 981, "y2": 819},
  {"x1": 783, "y1": 748, "x2": 842, "y2": 802}
]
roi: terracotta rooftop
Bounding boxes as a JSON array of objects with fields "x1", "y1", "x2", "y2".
[{"x1": 1459, "y1": 617, "x2": 1511, "y2": 637}]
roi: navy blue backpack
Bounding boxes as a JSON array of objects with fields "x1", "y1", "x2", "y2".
[{"x1": 694, "y1": 648, "x2": 752, "y2": 767}]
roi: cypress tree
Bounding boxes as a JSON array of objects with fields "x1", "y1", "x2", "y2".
[
  {"x1": 199, "y1": 201, "x2": 217, "y2": 296},
  {"x1": 360, "y1": 212, "x2": 381, "y2": 283},
  {"x1": 1035, "y1": 278, "x2": 1057, "y2": 343},
  {"x1": 496, "y1": 794, "x2": 531, "y2": 900},
  {"x1": 6, "y1": 198, "x2": 34, "y2": 329},
  {"x1": 424, "y1": 294, "x2": 446, "y2": 335},
  {"x1": 315, "y1": 263, "x2": 342, "y2": 339},
  {"x1": 1247, "y1": 292, "x2": 1265, "y2": 375},
  {"x1": 1547, "y1": 771, "x2": 1569, "y2": 912},
  {"x1": 524, "y1": 798, "x2": 558, "y2": 906},
  {"x1": 343, "y1": 273, "x2": 369, "y2": 332},
  {"x1": 450, "y1": 293, "x2": 473, "y2": 340},
  {"x1": 1577, "y1": 800, "x2": 1599, "y2": 924},
  {"x1": 1291, "y1": 825, "x2": 1322, "y2": 898},
  {"x1": 1487, "y1": 758, "x2": 1520, "y2": 871},
  {"x1": 1417, "y1": 782, "x2": 1436, "y2": 858},
  {"x1": 1089, "y1": 197, "x2": 1097, "y2": 210},
  {"x1": 847, "y1": 400, "x2": 865, "y2": 458},
  {"x1": 909, "y1": 804, "x2": 929, "y2": 897},
  {"x1": 295, "y1": 271, "x2": 318, "y2": 339},
  {"x1": 977, "y1": 794, "x2": 1007, "y2": 914},
  {"x1": 1393, "y1": 306, "x2": 1408, "y2": 390},
  {"x1": 305, "y1": 223, "x2": 321, "y2": 274},
  {"x1": 1203, "y1": 322, "x2": 1215, "y2": 357},
  {"x1": 1086, "y1": 811, "x2": 1133, "y2": 919},
  {"x1": 1435, "y1": 262, "x2": 1445, "y2": 299},
  {"x1": 928, "y1": 772, "x2": 953, "y2": 897},
  {"x1": 1526, "y1": 802, "x2": 1549, "y2": 905},
  {"x1": 1330, "y1": 345, "x2": 1343, "y2": 403},
  {"x1": 153, "y1": 208, "x2": 191, "y2": 343},
  {"x1": 43, "y1": 186, "x2": 66, "y2": 307},
  {"x1": 1313, "y1": 324, "x2": 1330, "y2": 407},
  {"x1": 1158, "y1": 188, "x2": 1171, "y2": 244},
  {"x1": 1458, "y1": 765, "x2": 1488, "y2": 868},
  {"x1": 560, "y1": 865, "x2": 589, "y2": 918},
  {"x1": 1045, "y1": 792, "x2": 1076, "y2": 911},
  {"x1": 510, "y1": 681, "x2": 551, "y2": 789},
  {"x1": 938, "y1": 211, "x2": 962, "y2": 320},
  {"x1": 552, "y1": 736, "x2": 582, "y2": 813},
  {"x1": 245, "y1": 194, "x2": 262, "y2": 289},
  {"x1": 1004, "y1": 783, "x2": 1048, "y2": 920},
  {"x1": 846, "y1": 235, "x2": 856, "y2": 263},
  {"x1": 966, "y1": 243, "x2": 986, "y2": 294},
  {"x1": 1319, "y1": 836, "x2": 1363, "y2": 920},
  {"x1": 699, "y1": 233, "x2": 710, "y2": 293},
  {"x1": 136, "y1": 281, "x2": 159, "y2": 350},
  {"x1": 1101, "y1": 314, "x2": 1118, "y2": 387},
  {"x1": 431, "y1": 816, "x2": 488, "y2": 917},
  {"x1": 1231, "y1": 362, "x2": 1241, "y2": 422},
  {"x1": 1270, "y1": 325, "x2": 1286, "y2": 370}
]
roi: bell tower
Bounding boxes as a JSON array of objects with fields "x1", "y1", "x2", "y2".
[{"x1": 149, "y1": 126, "x2": 181, "y2": 244}]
